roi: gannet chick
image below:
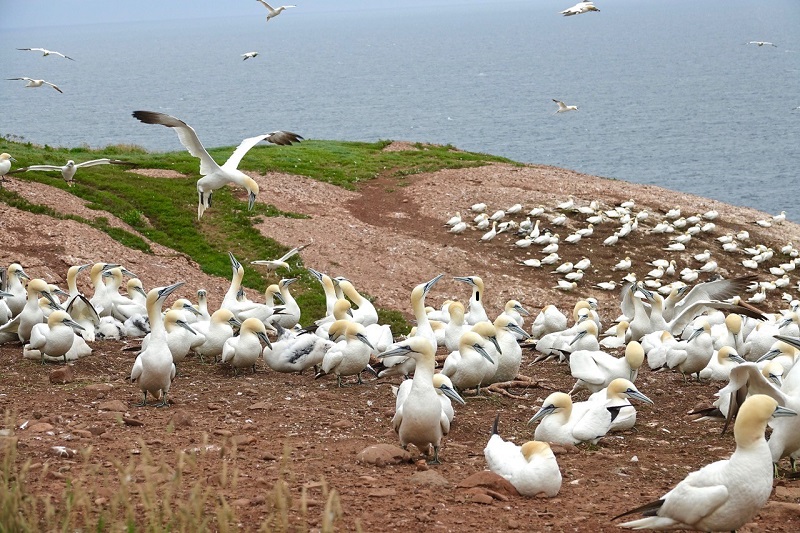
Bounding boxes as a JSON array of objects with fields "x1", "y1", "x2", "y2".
[
  {"x1": 7, "y1": 77, "x2": 63, "y2": 93},
  {"x1": 130, "y1": 282, "x2": 184, "y2": 407},
  {"x1": 221, "y1": 317, "x2": 272, "y2": 375},
  {"x1": 26, "y1": 310, "x2": 85, "y2": 364},
  {"x1": 132, "y1": 111, "x2": 302, "y2": 218},
  {"x1": 319, "y1": 322, "x2": 375, "y2": 387},
  {"x1": 15, "y1": 158, "x2": 133, "y2": 186},
  {"x1": 454, "y1": 275, "x2": 489, "y2": 325},
  {"x1": 380, "y1": 337, "x2": 462, "y2": 464},
  {"x1": 192, "y1": 308, "x2": 241, "y2": 362},
  {"x1": 615, "y1": 394, "x2": 796, "y2": 531},
  {"x1": 484, "y1": 415, "x2": 561, "y2": 497},
  {"x1": 256, "y1": 0, "x2": 296, "y2": 22},
  {"x1": 569, "y1": 341, "x2": 645, "y2": 395}
]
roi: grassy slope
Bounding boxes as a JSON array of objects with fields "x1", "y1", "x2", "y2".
[{"x1": 0, "y1": 136, "x2": 514, "y2": 331}]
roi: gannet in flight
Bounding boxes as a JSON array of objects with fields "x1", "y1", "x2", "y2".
[
  {"x1": 560, "y1": 2, "x2": 600, "y2": 17},
  {"x1": 14, "y1": 158, "x2": 134, "y2": 186},
  {"x1": 17, "y1": 47, "x2": 75, "y2": 60},
  {"x1": 553, "y1": 99, "x2": 578, "y2": 114},
  {"x1": 250, "y1": 243, "x2": 311, "y2": 273},
  {"x1": 132, "y1": 110, "x2": 303, "y2": 219},
  {"x1": 256, "y1": 1, "x2": 296, "y2": 22},
  {"x1": 242, "y1": 52, "x2": 259, "y2": 60},
  {"x1": 7, "y1": 77, "x2": 63, "y2": 93},
  {"x1": 747, "y1": 41, "x2": 777, "y2": 47}
]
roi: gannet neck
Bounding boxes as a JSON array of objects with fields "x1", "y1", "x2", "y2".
[
  {"x1": 448, "y1": 301, "x2": 465, "y2": 325},
  {"x1": 625, "y1": 341, "x2": 645, "y2": 370},
  {"x1": 340, "y1": 280, "x2": 365, "y2": 306},
  {"x1": 734, "y1": 395, "x2": 786, "y2": 450},
  {"x1": 333, "y1": 299, "x2": 352, "y2": 320}
]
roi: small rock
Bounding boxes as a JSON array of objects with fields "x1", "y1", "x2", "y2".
[
  {"x1": 94, "y1": 498, "x2": 107, "y2": 506},
  {"x1": 470, "y1": 492, "x2": 494, "y2": 505},
  {"x1": 0, "y1": 429, "x2": 13, "y2": 437},
  {"x1": 457, "y1": 471, "x2": 519, "y2": 498},
  {"x1": 98, "y1": 400, "x2": 128, "y2": 413},
  {"x1": 549, "y1": 443, "x2": 580, "y2": 455},
  {"x1": 123, "y1": 417, "x2": 144, "y2": 427},
  {"x1": 49, "y1": 366, "x2": 75, "y2": 384},
  {"x1": 169, "y1": 410, "x2": 193, "y2": 428},
  {"x1": 72, "y1": 430, "x2": 93, "y2": 439},
  {"x1": 247, "y1": 402, "x2": 270, "y2": 410},
  {"x1": 775, "y1": 486, "x2": 800, "y2": 500},
  {"x1": 261, "y1": 452, "x2": 278, "y2": 461},
  {"x1": 231, "y1": 435, "x2": 256, "y2": 446},
  {"x1": 410, "y1": 470, "x2": 451, "y2": 488},
  {"x1": 332, "y1": 420, "x2": 351, "y2": 428},
  {"x1": 356, "y1": 444, "x2": 412, "y2": 466},
  {"x1": 508, "y1": 518, "x2": 521, "y2": 529},
  {"x1": 87, "y1": 426, "x2": 106, "y2": 436},
  {"x1": 85, "y1": 384, "x2": 114, "y2": 393},
  {"x1": 28, "y1": 423, "x2": 54, "y2": 433},
  {"x1": 232, "y1": 498, "x2": 251, "y2": 507},
  {"x1": 367, "y1": 488, "x2": 396, "y2": 498},
  {"x1": 214, "y1": 429, "x2": 233, "y2": 437},
  {"x1": 415, "y1": 460, "x2": 429, "y2": 471}
]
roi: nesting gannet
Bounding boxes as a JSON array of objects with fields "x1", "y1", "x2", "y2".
[
  {"x1": 616, "y1": 395, "x2": 795, "y2": 530},
  {"x1": 490, "y1": 315, "x2": 530, "y2": 383},
  {"x1": 560, "y1": 1, "x2": 600, "y2": 16},
  {"x1": 192, "y1": 308, "x2": 241, "y2": 362},
  {"x1": 0, "y1": 279, "x2": 57, "y2": 343},
  {"x1": 441, "y1": 330, "x2": 496, "y2": 394},
  {"x1": 569, "y1": 341, "x2": 645, "y2": 395},
  {"x1": 665, "y1": 322, "x2": 714, "y2": 381},
  {"x1": 554, "y1": 280, "x2": 577, "y2": 292},
  {"x1": 444, "y1": 301, "x2": 469, "y2": 352},
  {"x1": 221, "y1": 317, "x2": 271, "y2": 375},
  {"x1": 698, "y1": 346, "x2": 746, "y2": 381},
  {"x1": 256, "y1": 0, "x2": 296, "y2": 22},
  {"x1": 394, "y1": 372, "x2": 465, "y2": 430},
  {"x1": 599, "y1": 321, "x2": 629, "y2": 349},
  {"x1": 132, "y1": 110, "x2": 302, "y2": 218},
  {"x1": 552, "y1": 99, "x2": 579, "y2": 114},
  {"x1": 16, "y1": 158, "x2": 134, "y2": 187},
  {"x1": 484, "y1": 415, "x2": 561, "y2": 497},
  {"x1": 454, "y1": 275, "x2": 489, "y2": 325},
  {"x1": 380, "y1": 337, "x2": 462, "y2": 463},
  {"x1": 16, "y1": 47, "x2": 74, "y2": 60},
  {"x1": 587, "y1": 378, "x2": 653, "y2": 432},
  {"x1": 26, "y1": 310, "x2": 85, "y2": 364},
  {"x1": 241, "y1": 51, "x2": 259, "y2": 60},
  {"x1": 319, "y1": 322, "x2": 375, "y2": 387},
  {"x1": 7, "y1": 77, "x2": 63, "y2": 93},
  {"x1": 130, "y1": 282, "x2": 184, "y2": 407},
  {"x1": 530, "y1": 304, "x2": 568, "y2": 340},
  {"x1": 251, "y1": 243, "x2": 310, "y2": 274},
  {"x1": 263, "y1": 324, "x2": 334, "y2": 374},
  {"x1": 529, "y1": 388, "x2": 652, "y2": 445}
]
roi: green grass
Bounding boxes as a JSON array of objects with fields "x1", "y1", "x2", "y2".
[{"x1": 0, "y1": 134, "x2": 512, "y2": 327}]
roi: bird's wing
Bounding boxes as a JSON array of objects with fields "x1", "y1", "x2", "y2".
[
  {"x1": 7, "y1": 77, "x2": 33, "y2": 81},
  {"x1": 132, "y1": 111, "x2": 220, "y2": 176},
  {"x1": 74, "y1": 159, "x2": 114, "y2": 169},
  {"x1": 278, "y1": 243, "x2": 311, "y2": 262},
  {"x1": 20, "y1": 164, "x2": 63, "y2": 172},
  {"x1": 53, "y1": 51, "x2": 75, "y2": 60},
  {"x1": 571, "y1": 402, "x2": 610, "y2": 442},
  {"x1": 676, "y1": 275, "x2": 757, "y2": 310},
  {"x1": 669, "y1": 301, "x2": 766, "y2": 335},
  {"x1": 222, "y1": 134, "x2": 271, "y2": 170},
  {"x1": 43, "y1": 81, "x2": 63, "y2": 93},
  {"x1": 265, "y1": 130, "x2": 304, "y2": 146},
  {"x1": 658, "y1": 467, "x2": 729, "y2": 526},
  {"x1": 16, "y1": 48, "x2": 35, "y2": 51},
  {"x1": 130, "y1": 354, "x2": 143, "y2": 381},
  {"x1": 569, "y1": 351, "x2": 606, "y2": 385},
  {"x1": 260, "y1": 1, "x2": 277, "y2": 13},
  {"x1": 66, "y1": 294, "x2": 100, "y2": 326}
]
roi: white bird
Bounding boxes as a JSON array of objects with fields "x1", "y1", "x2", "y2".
[
  {"x1": 560, "y1": 2, "x2": 600, "y2": 17},
  {"x1": 129, "y1": 282, "x2": 183, "y2": 407},
  {"x1": 0, "y1": 153, "x2": 17, "y2": 182},
  {"x1": 132, "y1": 110, "x2": 302, "y2": 218},
  {"x1": 615, "y1": 395, "x2": 795, "y2": 531},
  {"x1": 587, "y1": 378, "x2": 651, "y2": 432},
  {"x1": 569, "y1": 341, "x2": 645, "y2": 395},
  {"x1": 15, "y1": 158, "x2": 134, "y2": 187},
  {"x1": 531, "y1": 305, "x2": 568, "y2": 339},
  {"x1": 773, "y1": 210, "x2": 787, "y2": 224},
  {"x1": 613, "y1": 257, "x2": 632, "y2": 271},
  {"x1": 241, "y1": 51, "x2": 259, "y2": 60},
  {"x1": 441, "y1": 329, "x2": 496, "y2": 394},
  {"x1": 471, "y1": 202, "x2": 487, "y2": 213},
  {"x1": 554, "y1": 280, "x2": 577, "y2": 292},
  {"x1": 250, "y1": 243, "x2": 310, "y2": 274},
  {"x1": 319, "y1": 322, "x2": 375, "y2": 387},
  {"x1": 747, "y1": 41, "x2": 777, "y2": 47},
  {"x1": 552, "y1": 99, "x2": 578, "y2": 113},
  {"x1": 16, "y1": 47, "x2": 75, "y2": 60},
  {"x1": 595, "y1": 281, "x2": 617, "y2": 291},
  {"x1": 480, "y1": 221, "x2": 497, "y2": 242},
  {"x1": 7, "y1": 77, "x2": 63, "y2": 92},
  {"x1": 221, "y1": 317, "x2": 271, "y2": 375},
  {"x1": 381, "y1": 337, "x2": 464, "y2": 464},
  {"x1": 26, "y1": 310, "x2": 85, "y2": 364},
  {"x1": 449, "y1": 221, "x2": 467, "y2": 234},
  {"x1": 484, "y1": 415, "x2": 561, "y2": 497},
  {"x1": 256, "y1": 0, "x2": 296, "y2": 22},
  {"x1": 454, "y1": 275, "x2": 489, "y2": 325},
  {"x1": 192, "y1": 308, "x2": 241, "y2": 363}
]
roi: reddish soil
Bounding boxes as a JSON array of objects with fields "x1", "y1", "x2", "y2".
[{"x1": 2, "y1": 154, "x2": 800, "y2": 531}]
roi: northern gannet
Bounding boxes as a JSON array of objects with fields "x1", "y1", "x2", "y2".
[
  {"x1": 484, "y1": 415, "x2": 561, "y2": 497},
  {"x1": 132, "y1": 110, "x2": 302, "y2": 218},
  {"x1": 499, "y1": 299, "x2": 530, "y2": 331},
  {"x1": 394, "y1": 372, "x2": 465, "y2": 428},
  {"x1": 0, "y1": 153, "x2": 17, "y2": 182},
  {"x1": 560, "y1": 1, "x2": 600, "y2": 17},
  {"x1": 489, "y1": 315, "x2": 530, "y2": 383},
  {"x1": 552, "y1": 99, "x2": 578, "y2": 113},
  {"x1": 615, "y1": 394, "x2": 795, "y2": 530},
  {"x1": 26, "y1": 310, "x2": 85, "y2": 364},
  {"x1": 336, "y1": 278, "x2": 378, "y2": 326},
  {"x1": 380, "y1": 337, "x2": 463, "y2": 463},
  {"x1": 192, "y1": 308, "x2": 241, "y2": 362},
  {"x1": 222, "y1": 252, "x2": 279, "y2": 323},
  {"x1": 747, "y1": 41, "x2": 777, "y2": 47},
  {"x1": 444, "y1": 301, "x2": 468, "y2": 352},
  {"x1": 531, "y1": 305, "x2": 568, "y2": 339},
  {"x1": 319, "y1": 322, "x2": 375, "y2": 387},
  {"x1": 241, "y1": 51, "x2": 259, "y2": 60},
  {"x1": 698, "y1": 346, "x2": 746, "y2": 381},
  {"x1": 7, "y1": 77, "x2": 63, "y2": 93},
  {"x1": 130, "y1": 282, "x2": 184, "y2": 407},
  {"x1": 141, "y1": 309, "x2": 203, "y2": 368},
  {"x1": 4, "y1": 263, "x2": 31, "y2": 316},
  {"x1": 587, "y1": 378, "x2": 653, "y2": 432},
  {"x1": 16, "y1": 47, "x2": 74, "y2": 60},
  {"x1": 569, "y1": 340, "x2": 645, "y2": 395},
  {"x1": 272, "y1": 278, "x2": 300, "y2": 329},
  {"x1": 256, "y1": 0, "x2": 296, "y2": 22},
  {"x1": 441, "y1": 330, "x2": 496, "y2": 394},
  {"x1": 251, "y1": 243, "x2": 311, "y2": 274},
  {"x1": 0, "y1": 279, "x2": 56, "y2": 343},
  {"x1": 665, "y1": 322, "x2": 714, "y2": 381},
  {"x1": 15, "y1": 158, "x2": 134, "y2": 187},
  {"x1": 221, "y1": 317, "x2": 271, "y2": 375}
]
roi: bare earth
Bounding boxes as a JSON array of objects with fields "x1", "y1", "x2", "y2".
[{"x1": 2, "y1": 145, "x2": 800, "y2": 531}]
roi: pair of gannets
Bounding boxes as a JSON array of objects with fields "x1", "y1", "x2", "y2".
[
  {"x1": 132, "y1": 110, "x2": 302, "y2": 219},
  {"x1": 14, "y1": 158, "x2": 134, "y2": 186},
  {"x1": 191, "y1": 308, "x2": 242, "y2": 362},
  {"x1": 616, "y1": 394, "x2": 796, "y2": 531},
  {"x1": 380, "y1": 337, "x2": 465, "y2": 464},
  {"x1": 130, "y1": 282, "x2": 184, "y2": 407},
  {"x1": 441, "y1": 322, "x2": 500, "y2": 394},
  {"x1": 529, "y1": 379, "x2": 653, "y2": 445}
]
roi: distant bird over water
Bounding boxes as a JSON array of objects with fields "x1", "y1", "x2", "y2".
[
  {"x1": 560, "y1": 2, "x2": 600, "y2": 17},
  {"x1": 7, "y1": 77, "x2": 63, "y2": 93},
  {"x1": 17, "y1": 47, "x2": 75, "y2": 60},
  {"x1": 746, "y1": 41, "x2": 777, "y2": 47},
  {"x1": 553, "y1": 99, "x2": 578, "y2": 114},
  {"x1": 132, "y1": 110, "x2": 303, "y2": 219},
  {"x1": 256, "y1": 1, "x2": 296, "y2": 23},
  {"x1": 242, "y1": 52, "x2": 259, "y2": 61}
]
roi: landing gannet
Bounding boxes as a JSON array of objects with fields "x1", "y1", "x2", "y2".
[
  {"x1": 7, "y1": 77, "x2": 63, "y2": 93},
  {"x1": 615, "y1": 395, "x2": 795, "y2": 531},
  {"x1": 380, "y1": 337, "x2": 462, "y2": 463},
  {"x1": 130, "y1": 282, "x2": 184, "y2": 407},
  {"x1": 221, "y1": 317, "x2": 271, "y2": 375},
  {"x1": 26, "y1": 310, "x2": 85, "y2": 364},
  {"x1": 15, "y1": 158, "x2": 134, "y2": 187},
  {"x1": 256, "y1": 1, "x2": 296, "y2": 22},
  {"x1": 241, "y1": 51, "x2": 259, "y2": 60},
  {"x1": 484, "y1": 415, "x2": 561, "y2": 497},
  {"x1": 16, "y1": 47, "x2": 74, "y2": 60},
  {"x1": 132, "y1": 110, "x2": 302, "y2": 218},
  {"x1": 552, "y1": 99, "x2": 578, "y2": 113},
  {"x1": 560, "y1": 1, "x2": 600, "y2": 16},
  {"x1": 251, "y1": 243, "x2": 310, "y2": 274}
]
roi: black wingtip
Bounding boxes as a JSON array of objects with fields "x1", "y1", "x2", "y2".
[
  {"x1": 612, "y1": 498, "x2": 665, "y2": 521},
  {"x1": 491, "y1": 413, "x2": 500, "y2": 436}
]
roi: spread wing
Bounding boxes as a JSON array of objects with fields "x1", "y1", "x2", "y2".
[
  {"x1": 132, "y1": 111, "x2": 220, "y2": 176},
  {"x1": 17, "y1": 165, "x2": 63, "y2": 172},
  {"x1": 675, "y1": 275, "x2": 757, "y2": 310},
  {"x1": 222, "y1": 134, "x2": 272, "y2": 170},
  {"x1": 669, "y1": 301, "x2": 766, "y2": 335},
  {"x1": 43, "y1": 81, "x2": 63, "y2": 93},
  {"x1": 74, "y1": 159, "x2": 133, "y2": 169}
]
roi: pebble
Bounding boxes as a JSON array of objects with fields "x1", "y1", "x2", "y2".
[
  {"x1": 98, "y1": 400, "x2": 128, "y2": 412},
  {"x1": 332, "y1": 419, "x2": 352, "y2": 428},
  {"x1": 356, "y1": 444, "x2": 412, "y2": 466},
  {"x1": 28, "y1": 422, "x2": 54, "y2": 433},
  {"x1": 231, "y1": 435, "x2": 256, "y2": 446},
  {"x1": 169, "y1": 410, "x2": 193, "y2": 428},
  {"x1": 85, "y1": 384, "x2": 114, "y2": 393},
  {"x1": 410, "y1": 470, "x2": 451, "y2": 488},
  {"x1": 123, "y1": 417, "x2": 144, "y2": 427},
  {"x1": 214, "y1": 429, "x2": 233, "y2": 437},
  {"x1": 49, "y1": 366, "x2": 75, "y2": 384},
  {"x1": 367, "y1": 488, "x2": 397, "y2": 498},
  {"x1": 457, "y1": 471, "x2": 519, "y2": 498},
  {"x1": 247, "y1": 402, "x2": 270, "y2": 410}
]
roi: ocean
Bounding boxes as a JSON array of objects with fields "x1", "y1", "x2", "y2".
[{"x1": 1, "y1": 0, "x2": 798, "y2": 219}]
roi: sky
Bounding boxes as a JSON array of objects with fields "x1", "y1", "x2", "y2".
[{"x1": 0, "y1": 0, "x2": 516, "y2": 29}]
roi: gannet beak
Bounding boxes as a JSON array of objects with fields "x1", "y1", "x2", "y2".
[
  {"x1": 307, "y1": 268, "x2": 323, "y2": 281},
  {"x1": 183, "y1": 303, "x2": 202, "y2": 316},
  {"x1": 257, "y1": 331, "x2": 272, "y2": 349},
  {"x1": 134, "y1": 286, "x2": 148, "y2": 298},
  {"x1": 474, "y1": 343, "x2": 494, "y2": 364},
  {"x1": 229, "y1": 317, "x2": 242, "y2": 328},
  {"x1": 53, "y1": 287, "x2": 69, "y2": 298},
  {"x1": 773, "y1": 406, "x2": 798, "y2": 418},
  {"x1": 64, "y1": 318, "x2": 85, "y2": 331},
  {"x1": 768, "y1": 374, "x2": 783, "y2": 388},
  {"x1": 100, "y1": 263, "x2": 120, "y2": 272},
  {"x1": 439, "y1": 383, "x2": 466, "y2": 405},
  {"x1": 274, "y1": 293, "x2": 286, "y2": 304},
  {"x1": 120, "y1": 267, "x2": 137, "y2": 278},
  {"x1": 365, "y1": 364, "x2": 380, "y2": 378},
  {"x1": 688, "y1": 327, "x2": 704, "y2": 341},
  {"x1": 228, "y1": 251, "x2": 242, "y2": 272},
  {"x1": 9, "y1": 156, "x2": 16, "y2": 162},
  {"x1": 0, "y1": 290, "x2": 13, "y2": 298},
  {"x1": 728, "y1": 352, "x2": 746, "y2": 364},
  {"x1": 157, "y1": 281, "x2": 184, "y2": 301},
  {"x1": 377, "y1": 345, "x2": 411, "y2": 359},
  {"x1": 528, "y1": 405, "x2": 556, "y2": 425},
  {"x1": 489, "y1": 335, "x2": 502, "y2": 354},
  {"x1": 283, "y1": 278, "x2": 298, "y2": 286},
  {"x1": 756, "y1": 349, "x2": 780, "y2": 363},
  {"x1": 40, "y1": 290, "x2": 63, "y2": 310},
  {"x1": 625, "y1": 388, "x2": 654, "y2": 405},
  {"x1": 773, "y1": 335, "x2": 800, "y2": 350},
  {"x1": 778, "y1": 317, "x2": 792, "y2": 328},
  {"x1": 17, "y1": 270, "x2": 31, "y2": 281},
  {"x1": 355, "y1": 333, "x2": 375, "y2": 350},
  {"x1": 423, "y1": 273, "x2": 444, "y2": 295},
  {"x1": 248, "y1": 190, "x2": 257, "y2": 211},
  {"x1": 514, "y1": 304, "x2": 530, "y2": 316},
  {"x1": 453, "y1": 276, "x2": 475, "y2": 286},
  {"x1": 508, "y1": 323, "x2": 532, "y2": 339},
  {"x1": 176, "y1": 320, "x2": 197, "y2": 335},
  {"x1": 76, "y1": 263, "x2": 92, "y2": 273},
  {"x1": 570, "y1": 330, "x2": 587, "y2": 346}
]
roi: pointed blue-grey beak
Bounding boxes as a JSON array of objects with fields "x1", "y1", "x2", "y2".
[
  {"x1": 355, "y1": 332, "x2": 375, "y2": 350},
  {"x1": 624, "y1": 388, "x2": 654, "y2": 405},
  {"x1": 439, "y1": 383, "x2": 466, "y2": 405},
  {"x1": 134, "y1": 285, "x2": 148, "y2": 299},
  {"x1": 307, "y1": 268, "x2": 324, "y2": 281},
  {"x1": 52, "y1": 287, "x2": 69, "y2": 298},
  {"x1": 256, "y1": 331, "x2": 272, "y2": 349},
  {"x1": 157, "y1": 281, "x2": 184, "y2": 301},
  {"x1": 514, "y1": 304, "x2": 530, "y2": 316},
  {"x1": 16, "y1": 268, "x2": 31, "y2": 281},
  {"x1": 756, "y1": 349, "x2": 781, "y2": 363},
  {"x1": 63, "y1": 318, "x2": 85, "y2": 331},
  {"x1": 182, "y1": 303, "x2": 202, "y2": 316},
  {"x1": 453, "y1": 276, "x2": 476, "y2": 287},
  {"x1": 423, "y1": 274, "x2": 444, "y2": 296},
  {"x1": 773, "y1": 405, "x2": 798, "y2": 418},
  {"x1": 176, "y1": 319, "x2": 197, "y2": 335},
  {"x1": 767, "y1": 372, "x2": 783, "y2": 388},
  {"x1": 728, "y1": 352, "x2": 746, "y2": 364},
  {"x1": 508, "y1": 322, "x2": 531, "y2": 339},
  {"x1": 0, "y1": 290, "x2": 13, "y2": 298},
  {"x1": 473, "y1": 343, "x2": 494, "y2": 364},
  {"x1": 688, "y1": 327, "x2": 705, "y2": 341},
  {"x1": 228, "y1": 317, "x2": 242, "y2": 328},
  {"x1": 528, "y1": 404, "x2": 557, "y2": 425},
  {"x1": 774, "y1": 335, "x2": 800, "y2": 351},
  {"x1": 120, "y1": 267, "x2": 137, "y2": 278},
  {"x1": 378, "y1": 344, "x2": 412, "y2": 359},
  {"x1": 228, "y1": 251, "x2": 242, "y2": 272},
  {"x1": 488, "y1": 335, "x2": 502, "y2": 354},
  {"x1": 570, "y1": 330, "x2": 587, "y2": 346},
  {"x1": 282, "y1": 278, "x2": 298, "y2": 287},
  {"x1": 248, "y1": 190, "x2": 257, "y2": 211}
]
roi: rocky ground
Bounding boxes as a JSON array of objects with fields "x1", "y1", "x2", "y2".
[{"x1": 2, "y1": 144, "x2": 800, "y2": 531}]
